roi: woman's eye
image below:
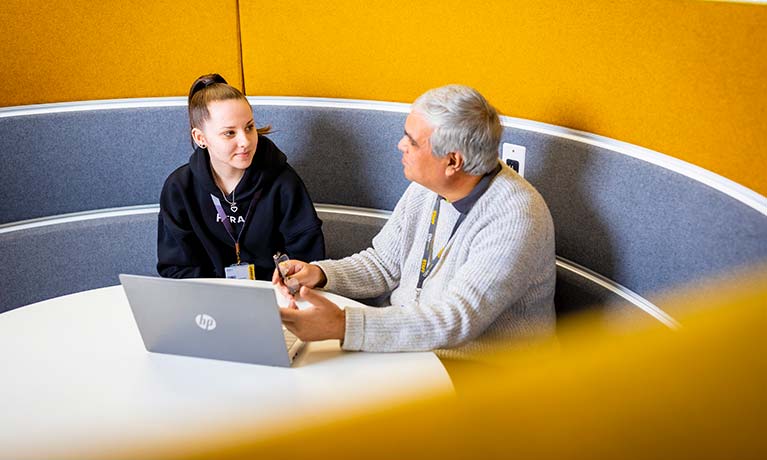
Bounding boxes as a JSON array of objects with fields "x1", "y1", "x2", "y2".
[
  {"x1": 224, "y1": 131, "x2": 234, "y2": 137},
  {"x1": 245, "y1": 125, "x2": 254, "y2": 132}
]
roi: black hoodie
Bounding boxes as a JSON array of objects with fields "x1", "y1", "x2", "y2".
[{"x1": 157, "y1": 136, "x2": 325, "y2": 279}]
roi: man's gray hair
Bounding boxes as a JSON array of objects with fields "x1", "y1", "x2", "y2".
[{"x1": 412, "y1": 84, "x2": 502, "y2": 175}]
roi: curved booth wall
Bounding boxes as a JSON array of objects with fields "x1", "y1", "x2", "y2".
[
  {"x1": 0, "y1": 99, "x2": 411, "y2": 221},
  {"x1": 0, "y1": 205, "x2": 387, "y2": 313},
  {"x1": 2, "y1": 98, "x2": 766, "y2": 324},
  {"x1": 1, "y1": 211, "x2": 158, "y2": 310}
]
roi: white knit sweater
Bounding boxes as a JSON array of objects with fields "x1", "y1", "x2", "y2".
[{"x1": 315, "y1": 163, "x2": 556, "y2": 359}]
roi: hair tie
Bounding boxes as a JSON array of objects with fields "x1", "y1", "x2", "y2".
[{"x1": 189, "y1": 73, "x2": 228, "y2": 99}]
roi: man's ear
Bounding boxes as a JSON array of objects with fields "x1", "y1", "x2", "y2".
[
  {"x1": 445, "y1": 151, "x2": 464, "y2": 177},
  {"x1": 191, "y1": 127, "x2": 207, "y2": 148}
]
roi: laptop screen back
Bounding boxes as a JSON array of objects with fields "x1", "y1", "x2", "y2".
[{"x1": 120, "y1": 274, "x2": 293, "y2": 367}]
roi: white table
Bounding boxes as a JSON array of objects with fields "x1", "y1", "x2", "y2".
[{"x1": 0, "y1": 283, "x2": 453, "y2": 459}]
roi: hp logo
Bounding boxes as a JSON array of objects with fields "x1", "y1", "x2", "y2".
[{"x1": 195, "y1": 313, "x2": 217, "y2": 331}]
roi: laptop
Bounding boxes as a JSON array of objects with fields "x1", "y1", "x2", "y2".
[{"x1": 119, "y1": 274, "x2": 305, "y2": 367}]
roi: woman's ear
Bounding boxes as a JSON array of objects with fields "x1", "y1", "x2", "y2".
[{"x1": 191, "y1": 127, "x2": 207, "y2": 149}]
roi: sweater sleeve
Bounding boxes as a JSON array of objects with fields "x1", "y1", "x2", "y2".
[
  {"x1": 338, "y1": 193, "x2": 555, "y2": 352},
  {"x1": 313, "y1": 185, "x2": 412, "y2": 300},
  {"x1": 156, "y1": 181, "x2": 212, "y2": 278},
  {"x1": 278, "y1": 167, "x2": 326, "y2": 263}
]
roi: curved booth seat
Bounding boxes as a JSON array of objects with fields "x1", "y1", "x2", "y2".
[
  {"x1": 1, "y1": 97, "x2": 766, "y2": 326},
  {"x1": 0, "y1": 99, "x2": 409, "y2": 224},
  {"x1": 0, "y1": 206, "x2": 388, "y2": 313},
  {"x1": 0, "y1": 211, "x2": 158, "y2": 312},
  {"x1": 0, "y1": 205, "x2": 643, "y2": 329}
]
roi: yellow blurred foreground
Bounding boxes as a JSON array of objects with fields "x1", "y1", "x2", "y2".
[{"x1": 111, "y1": 267, "x2": 766, "y2": 459}]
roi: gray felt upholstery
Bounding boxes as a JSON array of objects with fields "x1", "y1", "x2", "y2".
[{"x1": 2, "y1": 100, "x2": 765, "y2": 321}]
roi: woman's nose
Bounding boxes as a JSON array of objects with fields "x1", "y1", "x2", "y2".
[{"x1": 237, "y1": 131, "x2": 249, "y2": 147}]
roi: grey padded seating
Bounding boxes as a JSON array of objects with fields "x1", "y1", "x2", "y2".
[
  {"x1": 0, "y1": 214, "x2": 158, "y2": 312},
  {"x1": 0, "y1": 209, "x2": 630, "y2": 322},
  {"x1": 2, "y1": 99, "x2": 766, "y2": 326},
  {"x1": 0, "y1": 209, "x2": 384, "y2": 312}
]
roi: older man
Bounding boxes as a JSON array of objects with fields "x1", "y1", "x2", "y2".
[{"x1": 276, "y1": 85, "x2": 556, "y2": 358}]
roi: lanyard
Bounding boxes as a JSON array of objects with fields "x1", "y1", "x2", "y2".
[
  {"x1": 415, "y1": 164, "x2": 501, "y2": 297},
  {"x1": 416, "y1": 196, "x2": 467, "y2": 291},
  {"x1": 210, "y1": 190, "x2": 262, "y2": 264}
]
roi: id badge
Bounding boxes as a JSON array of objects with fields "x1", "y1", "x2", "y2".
[{"x1": 225, "y1": 263, "x2": 255, "y2": 280}]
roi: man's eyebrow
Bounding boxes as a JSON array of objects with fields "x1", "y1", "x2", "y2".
[{"x1": 404, "y1": 130, "x2": 418, "y2": 147}]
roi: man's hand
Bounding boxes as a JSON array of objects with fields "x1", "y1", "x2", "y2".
[
  {"x1": 272, "y1": 259, "x2": 327, "y2": 299},
  {"x1": 280, "y1": 286, "x2": 345, "y2": 342}
]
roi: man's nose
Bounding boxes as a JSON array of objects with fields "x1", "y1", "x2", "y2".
[{"x1": 397, "y1": 136, "x2": 407, "y2": 153}]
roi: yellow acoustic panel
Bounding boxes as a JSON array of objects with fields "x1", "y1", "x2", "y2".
[
  {"x1": 0, "y1": 0, "x2": 242, "y2": 106},
  {"x1": 240, "y1": 0, "x2": 767, "y2": 195}
]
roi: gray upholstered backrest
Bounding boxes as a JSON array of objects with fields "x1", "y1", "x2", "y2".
[
  {"x1": 509, "y1": 130, "x2": 767, "y2": 300},
  {"x1": 0, "y1": 103, "x2": 409, "y2": 223},
  {"x1": 2, "y1": 98, "x2": 766, "y2": 320},
  {"x1": 0, "y1": 104, "x2": 191, "y2": 223},
  {"x1": 0, "y1": 213, "x2": 159, "y2": 311},
  {"x1": 0, "y1": 209, "x2": 384, "y2": 312}
]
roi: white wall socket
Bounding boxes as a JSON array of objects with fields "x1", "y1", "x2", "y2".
[{"x1": 502, "y1": 143, "x2": 526, "y2": 177}]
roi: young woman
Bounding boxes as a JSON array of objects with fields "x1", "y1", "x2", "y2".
[{"x1": 157, "y1": 74, "x2": 324, "y2": 280}]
